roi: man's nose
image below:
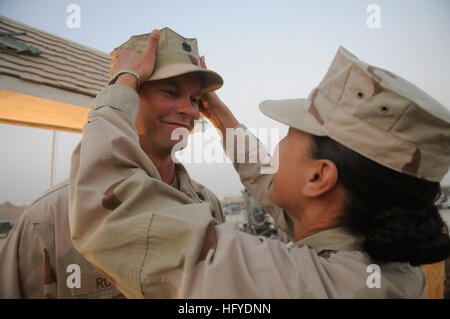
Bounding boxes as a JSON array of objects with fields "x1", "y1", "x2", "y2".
[{"x1": 175, "y1": 97, "x2": 200, "y2": 120}]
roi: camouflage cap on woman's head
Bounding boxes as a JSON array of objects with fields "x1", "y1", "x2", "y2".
[
  {"x1": 117, "y1": 27, "x2": 223, "y2": 93},
  {"x1": 260, "y1": 46, "x2": 450, "y2": 182}
]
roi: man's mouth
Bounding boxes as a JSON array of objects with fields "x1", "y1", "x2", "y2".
[{"x1": 160, "y1": 121, "x2": 191, "y2": 131}]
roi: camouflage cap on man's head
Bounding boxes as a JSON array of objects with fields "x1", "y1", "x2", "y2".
[
  {"x1": 117, "y1": 27, "x2": 223, "y2": 93},
  {"x1": 260, "y1": 46, "x2": 450, "y2": 182}
]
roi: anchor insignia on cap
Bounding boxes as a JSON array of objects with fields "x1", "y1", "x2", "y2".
[{"x1": 182, "y1": 42, "x2": 192, "y2": 52}]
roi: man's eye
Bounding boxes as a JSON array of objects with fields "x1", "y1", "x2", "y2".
[
  {"x1": 163, "y1": 89, "x2": 177, "y2": 96},
  {"x1": 191, "y1": 98, "x2": 201, "y2": 107}
]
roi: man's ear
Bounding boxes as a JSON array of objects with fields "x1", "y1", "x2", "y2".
[{"x1": 301, "y1": 159, "x2": 338, "y2": 198}]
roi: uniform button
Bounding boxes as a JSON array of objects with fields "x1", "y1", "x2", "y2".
[{"x1": 380, "y1": 105, "x2": 390, "y2": 114}]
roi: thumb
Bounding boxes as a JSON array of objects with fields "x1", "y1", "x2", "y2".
[
  {"x1": 200, "y1": 55, "x2": 207, "y2": 69},
  {"x1": 143, "y1": 29, "x2": 160, "y2": 57}
]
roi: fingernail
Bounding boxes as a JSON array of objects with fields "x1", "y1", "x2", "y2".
[{"x1": 151, "y1": 29, "x2": 160, "y2": 39}]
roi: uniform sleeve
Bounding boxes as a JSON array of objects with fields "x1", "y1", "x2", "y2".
[
  {"x1": 225, "y1": 124, "x2": 294, "y2": 239},
  {"x1": 177, "y1": 223, "x2": 310, "y2": 298},
  {"x1": 68, "y1": 84, "x2": 215, "y2": 299},
  {"x1": 0, "y1": 211, "x2": 55, "y2": 298}
]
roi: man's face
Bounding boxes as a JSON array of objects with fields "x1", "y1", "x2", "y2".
[{"x1": 136, "y1": 73, "x2": 202, "y2": 153}]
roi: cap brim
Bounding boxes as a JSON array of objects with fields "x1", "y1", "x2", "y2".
[
  {"x1": 144, "y1": 64, "x2": 223, "y2": 93},
  {"x1": 259, "y1": 98, "x2": 327, "y2": 136}
]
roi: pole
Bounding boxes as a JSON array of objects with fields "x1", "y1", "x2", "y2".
[{"x1": 49, "y1": 130, "x2": 56, "y2": 188}]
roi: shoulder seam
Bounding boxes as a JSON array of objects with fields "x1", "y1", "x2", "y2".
[{"x1": 27, "y1": 182, "x2": 69, "y2": 209}]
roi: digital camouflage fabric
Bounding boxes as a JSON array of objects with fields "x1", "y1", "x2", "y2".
[
  {"x1": 117, "y1": 27, "x2": 223, "y2": 93},
  {"x1": 0, "y1": 164, "x2": 224, "y2": 298},
  {"x1": 260, "y1": 46, "x2": 450, "y2": 182}
]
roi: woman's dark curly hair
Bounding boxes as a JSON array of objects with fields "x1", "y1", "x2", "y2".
[{"x1": 309, "y1": 135, "x2": 450, "y2": 266}]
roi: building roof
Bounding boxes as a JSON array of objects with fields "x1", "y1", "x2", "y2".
[
  {"x1": 0, "y1": 15, "x2": 109, "y2": 97},
  {"x1": 0, "y1": 15, "x2": 110, "y2": 132}
]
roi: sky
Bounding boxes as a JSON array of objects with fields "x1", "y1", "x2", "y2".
[{"x1": 0, "y1": 0, "x2": 450, "y2": 205}]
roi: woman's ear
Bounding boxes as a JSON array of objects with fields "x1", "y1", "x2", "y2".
[{"x1": 301, "y1": 159, "x2": 338, "y2": 198}]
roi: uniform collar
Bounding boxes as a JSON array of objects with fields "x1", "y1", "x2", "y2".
[
  {"x1": 170, "y1": 166, "x2": 180, "y2": 190},
  {"x1": 292, "y1": 226, "x2": 365, "y2": 253},
  {"x1": 173, "y1": 164, "x2": 203, "y2": 202}
]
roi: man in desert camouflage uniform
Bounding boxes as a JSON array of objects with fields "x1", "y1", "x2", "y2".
[
  {"x1": 0, "y1": 28, "x2": 230, "y2": 298},
  {"x1": 67, "y1": 39, "x2": 450, "y2": 298}
]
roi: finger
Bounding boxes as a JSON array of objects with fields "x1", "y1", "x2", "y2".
[
  {"x1": 200, "y1": 56, "x2": 207, "y2": 69},
  {"x1": 199, "y1": 109, "x2": 210, "y2": 118},
  {"x1": 109, "y1": 49, "x2": 125, "y2": 58},
  {"x1": 143, "y1": 29, "x2": 160, "y2": 58},
  {"x1": 200, "y1": 95, "x2": 210, "y2": 109},
  {"x1": 109, "y1": 61, "x2": 117, "y2": 75}
]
